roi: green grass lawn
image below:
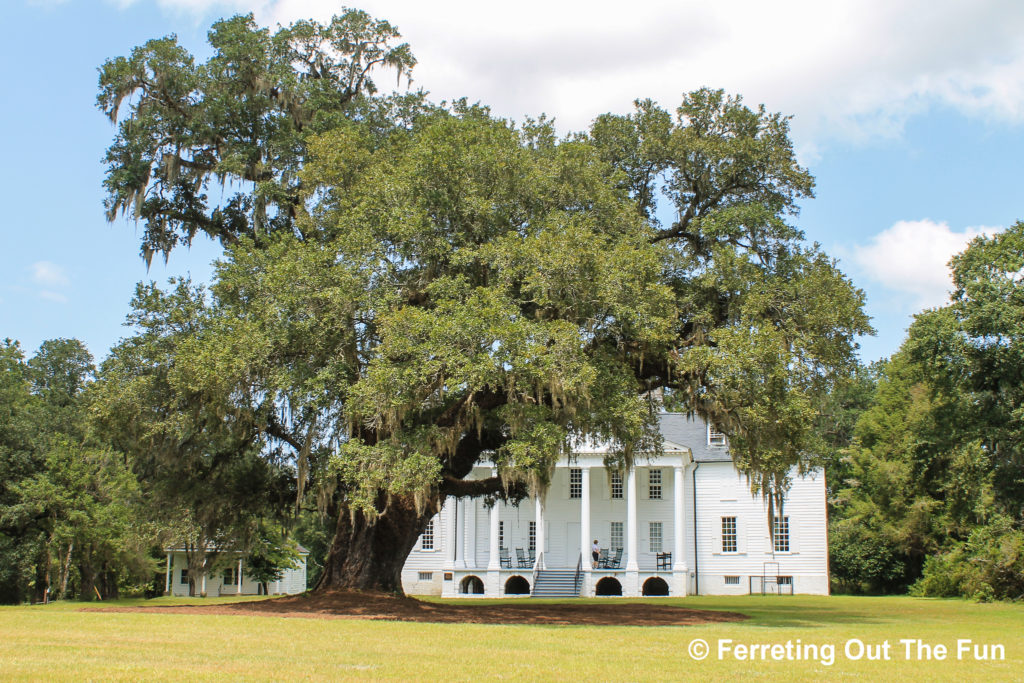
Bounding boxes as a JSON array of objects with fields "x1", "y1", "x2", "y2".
[{"x1": 0, "y1": 594, "x2": 1021, "y2": 681}]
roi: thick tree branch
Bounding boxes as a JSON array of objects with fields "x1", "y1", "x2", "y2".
[
  {"x1": 264, "y1": 418, "x2": 303, "y2": 452},
  {"x1": 440, "y1": 474, "x2": 527, "y2": 498},
  {"x1": 441, "y1": 427, "x2": 508, "y2": 481}
]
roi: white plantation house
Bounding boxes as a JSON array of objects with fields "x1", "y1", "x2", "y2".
[
  {"x1": 402, "y1": 413, "x2": 829, "y2": 598},
  {"x1": 163, "y1": 546, "x2": 308, "y2": 597}
]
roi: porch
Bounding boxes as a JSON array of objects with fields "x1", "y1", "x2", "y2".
[{"x1": 439, "y1": 449, "x2": 694, "y2": 598}]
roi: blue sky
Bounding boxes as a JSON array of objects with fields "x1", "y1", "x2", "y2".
[{"x1": 2, "y1": 0, "x2": 1024, "y2": 364}]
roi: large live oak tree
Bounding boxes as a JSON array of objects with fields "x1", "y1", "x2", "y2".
[{"x1": 97, "y1": 11, "x2": 869, "y2": 594}]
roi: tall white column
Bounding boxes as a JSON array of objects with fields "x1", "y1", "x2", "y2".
[
  {"x1": 164, "y1": 553, "x2": 171, "y2": 594},
  {"x1": 466, "y1": 498, "x2": 477, "y2": 568},
  {"x1": 200, "y1": 572, "x2": 207, "y2": 597},
  {"x1": 455, "y1": 498, "x2": 467, "y2": 568},
  {"x1": 674, "y1": 465, "x2": 686, "y2": 570},
  {"x1": 446, "y1": 497, "x2": 457, "y2": 568},
  {"x1": 626, "y1": 467, "x2": 639, "y2": 571},
  {"x1": 488, "y1": 498, "x2": 501, "y2": 570},
  {"x1": 237, "y1": 558, "x2": 243, "y2": 594},
  {"x1": 580, "y1": 466, "x2": 592, "y2": 568},
  {"x1": 534, "y1": 493, "x2": 546, "y2": 569}
]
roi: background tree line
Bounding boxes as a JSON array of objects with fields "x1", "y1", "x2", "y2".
[
  {"x1": 0, "y1": 336, "x2": 311, "y2": 603},
  {"x1": 828, "y1": 222, "x2": 1024, "y2": 600}
]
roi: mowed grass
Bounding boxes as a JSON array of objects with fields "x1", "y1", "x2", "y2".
[{"x1": 1, "y1": 594, "x2": 1022, "y2": 681}]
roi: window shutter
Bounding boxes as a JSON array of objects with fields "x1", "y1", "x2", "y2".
[
  {"x1": 640, "y1": 469, "x2": 649, "y2": 501},
  {"x1": 737, "y1": 516, "x2": 748, "y2": 553}
]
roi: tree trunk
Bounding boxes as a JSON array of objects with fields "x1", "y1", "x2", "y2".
[
  {"x1": 100, "y1": 563, "x2": 120, "y2": 600},
  {"x1": 78, "y1": 558, "x2": 95, "y2": 602},
  {"x1": 316, "y1": 494, "x2": 437, "y2": 595},
  {"x1": 33, "y1": 545, "x2": 50, "y2": 604},
  {"x1": 58, "y1": 541, "x2": 73, "y2": 599}
]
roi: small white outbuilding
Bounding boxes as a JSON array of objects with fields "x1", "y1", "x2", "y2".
[{"x1": 162, "y1": 546, "x2": 308, "y2": 597}]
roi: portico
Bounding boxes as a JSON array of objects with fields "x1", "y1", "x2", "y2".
[{"x1": 438, "y1": 442, "x2": 693, "y2": 598}]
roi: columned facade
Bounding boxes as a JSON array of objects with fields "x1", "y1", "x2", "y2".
[
  {"x1": 439, "y1": 451, "x2": 692, "y2": 598},
  {"x1": 413, "y1": 414, "x2": 831, "y2": 598}
]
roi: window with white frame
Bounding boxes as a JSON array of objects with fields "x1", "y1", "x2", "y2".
[
  {"x1": 610, "y1": 521, "x2": 623, "y2": 550},
  {"x1": 610, "y1": 471, "x2": 623, "y2": 499},
  {"x1": 569, "y1": 468, "x2": 582, "y2": 498},
  {"x1": 648, "y1": 469, "x2": 662, "y2": 499},
  {"x1": 418, "y1": 572, "x2": 433, "y2": 581},
  {"x1": 529, "y1": 521, "x2": 536, "y2": 552},
  {"x1": 777, "y1": 576, "x2": 793, "y2": 585},
  {"x1": 180, "y1": 568, "x2": 189, "y2": 584},
  {"x1": 721, "y1": 516, "x2": 738, "y2": 553},
  {"x1": 421, "y1": 519, "x2": 435, "y2": 550},
  {"x1": 499, "y1": 520, "x2": 504, "y2": 549},
  {"x1": 222, "y1": 567, "x2": 236, "y2": 584},
  {"x1": 773, "y1": 516, "x2": 790, "y2": 553},
  {"x1": 649, "y1": 521, "x2": 663, "y2": 552},
  {"x1": 708, "y1": 424, "x2": 728, "y2": 447},
  {"x1": 724, "y1": 575, "x2": 740, "y2": 585}
]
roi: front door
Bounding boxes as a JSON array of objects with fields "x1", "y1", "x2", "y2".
[{"x1": 566, "y1": 522, "x2": 580, "y2": 568}]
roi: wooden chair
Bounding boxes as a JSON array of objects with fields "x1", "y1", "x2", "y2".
[
  {"x1": 596, "y1": 548, "x2": 609, "y2": 568},
  {"x1": 656, "y1": 551, "x2": 672, "y2": 570},
  {"x1": 605, "y1": 547, "x2": 623, "y2": 569},
  {"x1": 515, "y1": 548, "x2": 531, "y2": 568},
  {"x1": 499, "y1": 547, "x2": 512, "y2": 568}
]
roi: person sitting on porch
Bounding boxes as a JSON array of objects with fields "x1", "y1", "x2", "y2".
[{"x1": 591, "y1": 539, "x2": 600, "y2": 568}]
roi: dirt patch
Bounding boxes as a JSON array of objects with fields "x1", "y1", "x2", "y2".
[{"x1": 83, "y1": 590, "x2": 747, "y2": 626}]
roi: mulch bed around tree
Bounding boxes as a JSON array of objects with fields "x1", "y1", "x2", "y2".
[{"x1": 83, "y1": 590, "x2": 747, "y2": 626}]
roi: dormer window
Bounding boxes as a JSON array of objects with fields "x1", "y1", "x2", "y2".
[{"x1": 708, "y1": 424, "x2": 728, "y2": 447}]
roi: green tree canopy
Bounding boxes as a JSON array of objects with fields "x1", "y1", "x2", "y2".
[
  {"x1": 98, "y1": 10, "x2": 415, "y2": 263},
  {"x1": 97, "y1": 10, "x2": 870, "y2": 594}
]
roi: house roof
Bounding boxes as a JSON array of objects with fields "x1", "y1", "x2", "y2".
[
  {"x1": 569, "y1": 413, "x2": 732, "y2": 463},
  {"x1": 657, "y1": 412, "x2": 734, "y2": 463}
]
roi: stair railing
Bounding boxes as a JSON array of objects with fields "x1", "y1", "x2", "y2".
[
  {"x1": 532, "y1": 551, "x2": 544, "y2": 594},
  {"x1": 574, "y1": 552, "x2": 583, "y2": 596}
]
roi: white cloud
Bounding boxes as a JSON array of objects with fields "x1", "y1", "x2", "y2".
[
  {"x1": 852, "y1": 219, "x2": 1001, "y2": 310},
  {"x1": 119, "y1": 0, "x2": 1024, "y2": 155},
  {"x1": 30, "y1": 261, "x2": 70, "y2": 288}
]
